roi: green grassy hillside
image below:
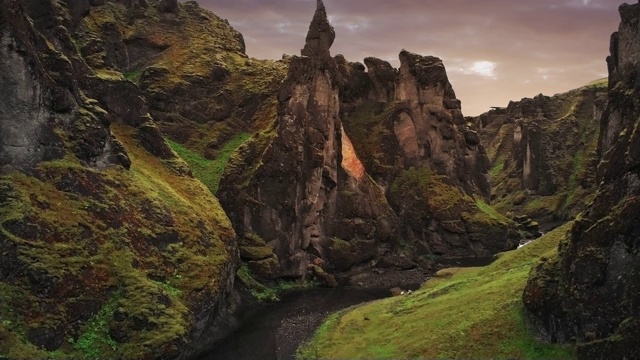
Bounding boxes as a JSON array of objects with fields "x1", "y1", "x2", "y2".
[{"x1": 298, "y1": 223, "x2": 576, "y2": 359}]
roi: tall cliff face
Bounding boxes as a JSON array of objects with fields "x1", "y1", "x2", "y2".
[
  {"x1": 337, "y1": 53, "x2": 519, "y2": 259},
  {"x1": 523, "y1": 3, "x2": 640, "y2": 359},
  {"x1": 475, "y1": 82, "x2": 608, "y2": 224},
  {"x1": 0, "y1": 1, "x2": 237, "y2": 358},
  {"x1": 218, "y1": 1, "x2": 397, "y2": 278}
]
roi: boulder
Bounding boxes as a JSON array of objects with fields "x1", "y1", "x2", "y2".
[{"x1": 248, "y1": 256, "x2": 280, "y2": 279}]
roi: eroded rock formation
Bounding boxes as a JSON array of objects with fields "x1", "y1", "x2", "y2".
[
  {"x1": 220, "y1": 2, "x2": 520, "y2": 277},
  {"x1": 336, "y1": 53, "x2": 519, "y2": 259},
  {"x1": 79, "y1": 0, "x2": 284, "y2": 160},
  {"x1": 523, "y1": 3, "x2": 640, "y2": 359},
  {"x1": 219, "y1": 0, "x2": 397, "y2": 278}
]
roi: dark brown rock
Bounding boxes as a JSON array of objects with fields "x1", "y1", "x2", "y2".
[
  {"x1": 363, "y1": 57, "x2": 396, "y2": 102},
  {"x1": 60, "y1": 0, "x2": 90, "y2": 26},
  {"x1": 248, "y1": 256, "x2": 281, "y2": 280},
  {"x1": 301, "y1": 0, "x2": 335, "y2": 60},
  {"x1": 218, "y1": 1, "x2": 397, "y2": 278},
  {"x1": 312, "y1": 265, "x2": 338, "y2": 288},
  {"x1": 378, "y1": 255, "x2": 417, "y2": 270},
  {"x1": 155, "y1": 0, "x2": 178, "y2": 13}
]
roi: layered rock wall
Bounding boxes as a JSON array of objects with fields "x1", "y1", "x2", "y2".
[{"x1": 336, "y1": 52, "x2": 519, "y2": 259}]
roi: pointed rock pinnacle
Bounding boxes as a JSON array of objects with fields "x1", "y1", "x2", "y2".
[{"x1": 301, "y1": 0, "x2": 335, "y2": 58}]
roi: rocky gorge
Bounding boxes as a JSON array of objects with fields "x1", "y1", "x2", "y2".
[{"x1": 0, "y1": 0, "x2": 638, "y2": 359}]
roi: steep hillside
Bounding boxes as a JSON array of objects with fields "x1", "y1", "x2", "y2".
[
  {"x1": 0, "y1": 1, "x2": 236, "y2": 358},
  {"x1": 523, "y1": 3, "x2": 640, "y2": 359},
  {"x1": 298, "y1": 224, "x2": 575, "y2": 359},
  {"x1": 79, "y1": 0, "x2": 287, "y2": 191},
  {"x1": 474, "y1": 80, "x2": 607, "y2": 225}
]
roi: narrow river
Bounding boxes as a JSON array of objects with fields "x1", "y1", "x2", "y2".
[{"x1": 196, "y1": 286, "x2": 418, "y2": 360}]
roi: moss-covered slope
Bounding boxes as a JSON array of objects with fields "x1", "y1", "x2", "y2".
[
  {"x1": 474, "y1": 80, "x2": 607, "y2": 224},
  {"x1": 80, "y1": 0, "x2": 287, "y2": 168},
  {"x1": 0, "y1": 1, "x2": 236, "y2": 358},
  {"x1": 298, "y1": 223, "x2": 575, "y2": 359}
]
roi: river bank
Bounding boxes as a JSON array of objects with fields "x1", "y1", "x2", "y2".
[{"x1": 194, "y1": 268, "x2": 427, "y2": 360}]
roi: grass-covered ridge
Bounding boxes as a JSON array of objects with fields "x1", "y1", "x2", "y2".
[{"x1": 298, "y1": 223, "x2": 576, "y2": 359}]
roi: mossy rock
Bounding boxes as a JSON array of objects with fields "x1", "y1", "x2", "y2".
[
  {"x1": 325, "y1": 238, "x2": 358, "y2": 271},
  {"x1": 239, "y1": 246, "x2": 274, "y2": 261},
  {"x1": 242, "y1": 232, "x2": 267, "y2": 247},
  {"x1": 247, "y1": 256, "x2": 280, "y2": 279},
  {"x1": 312, "y1": 265, "x2": 338, "y2": 288}
]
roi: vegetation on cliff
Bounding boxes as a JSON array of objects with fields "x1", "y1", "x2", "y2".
[
  {"x1": 0, "y1": 125, "x2": 235, "y2": 359},
  {"x1": 0, "y1": 1, "x2": 237, "y2": 358},
  {"x1": 298, "y1": 223, "x2": 575, "y2": 359},
  {"x1": 477, "y1": 80, "x2": 607, "y2": 224},
  {"x1": 523, "y1": 4, "x2": 640, "y2": 358}
]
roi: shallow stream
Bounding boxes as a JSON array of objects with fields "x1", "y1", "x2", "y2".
[{"x1": 195, "y1": 286, "x2": 416, "y2": 360}]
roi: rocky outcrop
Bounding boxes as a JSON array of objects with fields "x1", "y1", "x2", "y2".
[
  {"x1": 0, "y1": 1, "x2": 237, "y2": 358},
  {"x1": 474, "y1": 81, "x2": 607, "y2": 225},
  {"x1": 337, "y1": 53, "x2": 519, "y2": 259},
  {"x1": 523, "y1": 4, "x2": 640, "y2": 359},
  {"x1": 218, "y1": 0, "x2": 397, "y2": 278}
]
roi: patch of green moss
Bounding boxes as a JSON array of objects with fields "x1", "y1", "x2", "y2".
[
  {"x1": 221, "y1": 127, "x2": 277, "y2": 192},
  {"x1": 239, "y1": 246, "x2": 274, "y2": 261},
  {"x1": 123, "y1": 68, "x2": 143, "y2": 82},
  {"x1": 390, "y1": 167, "x2": 469, "y2": 218},
  {"x1": 490, "y1": 161, "x2": 505, "y2": 178},
  {"x1": 71, "y1": 293, "x2": 119, "y2": 358},
  {"x1": 236, "y1": 264, "x2": 315, "y2": 302},
  {"x1": 167, "y1": 133, "x2": 250, "y2": 194},
  {"x1": 298, "y1": 223, "x2": 576, "y2": 359},
  {"x1": 93, "y1": 69, "x2": 124, "y2": 81},
  {"x1": 525, "y1": 195, "x2": 565, "y2": 217},
  {"x1": 473, "y1": 198, "x2": 510, "y2": 225},
  {"x1": 330, "y1": 238, "x2": 352, "y2": 250}
]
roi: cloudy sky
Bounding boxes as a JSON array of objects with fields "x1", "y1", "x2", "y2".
[{"x1": 199, "y1": 0, "x2": 622, "y2": 116}]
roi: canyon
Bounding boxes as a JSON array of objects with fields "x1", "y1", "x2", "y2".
[{"x1": 0, "y1": 0, "x2": 638, "y2": 359}]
